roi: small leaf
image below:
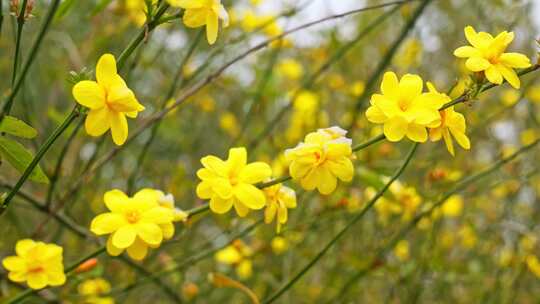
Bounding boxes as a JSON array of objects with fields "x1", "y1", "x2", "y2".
[
  {"x1": 0, "y1": 116, "x2": 37, "y2": 139},
  {"x1": 0, "y1": 137, "x2": 49, "y2": 184}
]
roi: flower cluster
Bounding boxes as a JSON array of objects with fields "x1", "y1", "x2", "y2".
[
  {"x1": 285, "y1": 127, "x2": 354, "y2": 195},
  {"x1": 2, "y1": 239, "x2": 66, "y2": 289},
  {"x1": 90, "y1": 189, "x2": 180, "y2": 260},
  {"x1": 78, "y1": 278, "x2": 114, "y2": 304},
  {"x1": 215, "y1": 240, "x2": 254, "y2": 280},
  {"x1": 263, "y1": 183, "x2": 297, "y2": 233}
]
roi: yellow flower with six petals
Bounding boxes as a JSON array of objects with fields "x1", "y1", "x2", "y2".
[
  {"x1": 454, "y1": 25, "x2": 531, "y2": 89},
  {"x1": 2, "y1": 239, "x2": 66, "y2": 289},
  {"x1": 167, "y1": 0, "x2": 229, "y2": 45},
  {"x1": 196, "y1": 147, "x2": 272, "y2": 217},
  {"x1": 285, "y1": 127, "x2": 354, "y2": 195},
  {"x1": 72, "y1": 54, "x2": 145, "y2": 145},
  {"x1": 90, "y1": 189, "x2": 175, "y2": 260},
  {"x1": 365, "y1": 72, "x2": 445, "y2": 142}
]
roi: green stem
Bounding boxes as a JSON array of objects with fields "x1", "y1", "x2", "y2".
[
  {"x1": 335, "y1": 139, "x2": 540, "y2": 299},
  {"x1": 11, "y1": 0, "x2": 28, "y2": 85},
  {"x1": 0, "y1": 0, "x2": 61, "y2": 122},
  {"x1": 0, "y1": 106, "x2": 81, "y2": 216},
  {"x1": 116, "y1": 3, "x2": 170, "y2": 70},
  {"x1": 262, "y1": 143, "x2": 419, "y2": 304},
  {"x1": 347, "y1": 0, "x2": 433, "y2": 133},
  {"x1": 440, "y1": 64, "x2": 540, "y2": 110}
]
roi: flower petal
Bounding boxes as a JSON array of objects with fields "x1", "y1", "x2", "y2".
[
  {"x1": 90, "y1": 213, "x2": 127, "y2": 235},
  {"x1": 499, "y1": 53, "x2": 531, "y2": 68},
  {"x1": 126, "y1": 238, "x2": 149, "y2": 260},
  {"x1": 384, "y1": 117, "x2": 407, "y2": 142},
  {"x1": 465, "y1": 57, "x2": 490, "y2": 72},
  {"x1": 110, "y1": 112, "x2": 128, "y2": 146},
  {"x1": 209, "y1": 196, "x2": 233, "y2": 214},
  {"x1": 234, "y1": 184, "x2": 266, "y2": 210},
  {"x1": 96, "y1": 54, "x2": 118, "y2": 88},
  {"x1": 85, "y1": 107, "x2": 111, "y2": 137},
  {"x1": 104, "y1": 189, "x2": 129, "y2": 212},
  {"x1": 136, "y1": 223, "x2": 163, "y2": 245},
  {"x1": 72, "y1": 81, "x2": 105, "y2": 109},
  {"x1": 239, "y1": 162, "x2": 272, "y2": 184},
  {"x1": 206, "y1": 11, "x2": 219, "y2": 45},
  {"x1": 406, "y1": 123, "x2": 428, "y2": 142},
  {"x1": 112, "y1": 225, "x2": 137, "y2": 249}
]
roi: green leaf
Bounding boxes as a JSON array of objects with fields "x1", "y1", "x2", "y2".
[
  {"x1": 0, "y1": 137, "x2": 49, "y2": 184},
  {"x1": 55, "y1": 0, "x2": 77, "y2": 21},
  {"x1": 0, "y1": 116, "x2": 37, "y2": 139}
]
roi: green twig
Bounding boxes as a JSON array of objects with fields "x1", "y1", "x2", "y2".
[
  {"x1": 11, "y1": 0, "x2": 28, "y2": 85},
  {"x1": 262, "y1": 143, "x2": 419, "y2": 304},
  {"x1": 335, "y1": 138, "x2": 540, "y2": 299},
  {"x1": 0, "y1": 0, "x2": 61, "y2": 123},
  {"x1": 0, "y1": 106, "x2": 81, "y2": 216}
]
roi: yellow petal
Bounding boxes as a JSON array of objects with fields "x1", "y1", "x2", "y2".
[
  {"x1": 2, "y1": 256, "x2": 26, "y2": 272},
  {"x1": 399, "y1": 74, "x2": 423, "y2": 98},
  {"x1": 384, "y1": 117, "x2": 407, "y2": 142},
  {"x1": 167, "y1": 0, "x2": 204, "y2": 9},
  {"x1": 206, "y1": 11, "x2": 219, "y2": 44},
  {"x1": 72, "y1": 81, "x2": 106, "y2": 109},
  {"x1": 209, "y1": 196, "x2": 233, "y2": 214},
  {"x1": 106, "y1": 236, "x2": 124, "y2": 256},
  {"x1": 136, "y1": 223, "x2": 163, "y2": 245},
  {"x1": 499, "y1": 53, "x2": 531, "y2": 68},
  {"x1": 239, "y1": 162, "x2": 272, "y2": 183},
  {"x1": 27, "y1": 272, "x2": 48, "y2": 289},
  {"x1": 317, "y1": 167, "x2": 337, "y2": 195},
  {"x1": 381, "y1": 71, "x2": 399, "y2": 99},
  {"x1": 485, "y1": 65, "x2": 503, "y2": 85},
  {"x1": 234, "y1": 184, "x2": 266, "y2": 209},
  {"x1": 90, "y1": 213, "x2": 127, "y2": 235},
  {"x1": 405, "y1": 123, "x2": 428, "y2": 142},
  {"x1": 96, "y1": 54, "x2": 118, "y2": 88},
  {"x1": 201, "y1": 155, "x2": 228, "y2": 173},
  {"x1": 85, "y1": 107, "x2": 111, "y2": 137},
  {"x1": 365, "y1": 105, "x2": 388, "y2": 123},
  {"x1": 326, "y1": 158, "x2": 354, "y2": 182},
  {"x1": 47, "y1": 271, "x2": 66, "y2": 286},
  {"x1": 183, "y1": 8, "x2": 208, "y2": 28},
  {"x1": 110, "y1": 112, "x2": 129, "y2": 145},
  {"x1": 196, "y1": 181, "x2": 213, "y2": 199},
  {"x1": 141, "y1": 207, "x2": 174, "y2": 224},
  {"x1": 104, "y1": 189, "x2": 129, "y2": 212},
  {"x1": 496, "y1": 64, "x2": 520, "y2": 89},
  {"x1": 465, "y1": 57, "x2": 490, "y2": 72},
  {"x1": 453, "y1": 46, "x2": 480, "y2": 58},
  {"x1": 126, "y1": 238, "x2": 149, "y2": 260},
  {"x1": 228, "y1": 147, "x2": 247, "y2": 168},
  {"x1": 233, "y1": 200, "x2": 250, "y2": 217},
  {"x1": 112, "y1": 225, "x2": 137, "y2": 249},
  {"x1": 15, "y1": 239, "x2": 36, "y2": 256}
]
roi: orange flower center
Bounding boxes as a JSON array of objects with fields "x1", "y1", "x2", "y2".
[
  {"x1": 125, "y1": 211, "x2": 140, "y2": 224},
  {"x1": 28, "y1": 266, "x2": 44, "y2": 274}
]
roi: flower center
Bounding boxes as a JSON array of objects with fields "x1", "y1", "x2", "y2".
[
  {"x1": 125, "y1": 211, "x2": 140, "y2": 224},
  {"x1": 229, "y1": 173, "x2": 239, "y2": 186},
  {"x1": 28, "y1": 266, "x2": 44, "y2": 274}
]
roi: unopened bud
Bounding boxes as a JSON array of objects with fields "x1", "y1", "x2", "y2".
[{"x1": 75, "y1": 258, "x2": 98, "y2": 273}]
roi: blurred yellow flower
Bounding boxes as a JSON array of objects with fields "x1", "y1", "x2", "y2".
[
  {"x1": 427, "y1": 83, "x2": 470, "y2": 156},
  {"x1": 277, "y1": 59, "x2": 304, "y2": 81},
  {"x1": 263, "y1": 183, "x2": 297, "y2": 232},
  {"x1": 393, "y1": 240, "x2": 410, "y2": 261},
  {"x1": 520, "y1": 129, "x2": 538, "y2": 145},
  {"x1": 220, "y1": 112, "x2": 240, "y2": 137},
  {"x1": 501, "y1": 88, "x2": 521, "y2": 106},
  {"x1": 454, "y1": 26, "x2": 531, "y2": 89},
  {"x1": 196, "y1": 147, "x2": 272, "y2": 216},
  {"x1": 72, "y1": 54, "x2": 145, "y2": 145},
  {"x1": 440, "y1": 195, "x2": 463, "y2": 217},
  {"x1": 349, "y1": 81, "x2": 365, "y2": 97},
  {"x1": 215, "y1": 240, "x2": 253, "y2": 279},
  {"x1": 526, "y1": 255, "x2": 540, "y2": 278},
  {"x1": 271, "y1": 236, "x2": 288, "y2": 255},
  {"x1": 366, "y1": 72, "x2": 445, "y2": 142},
  {"x1": 459, "y1": 225, "x2": 477, "y2": 249},
  {"x1": 78, "y1": 278, "x2": 114, "y2": 304},
  {"x1": 2, "y1": 239, "x2": 66, "y2": 289},
  {"x1": 285, "y1": 127, "x2": 354, "y2": 195},
  {"x1": 167, "y1": 0, "x2": 229, "y2": 45},
  {"x1": 90, "y1": 189, "x2": 175, "y2": 260}
]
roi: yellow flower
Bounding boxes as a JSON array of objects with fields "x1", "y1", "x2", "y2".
[
  {"x1": 72, "y1": 54, "x2": 144, "y2": 146},
  {"x1": 426, "y1": 82, "x2": 470, "y2": 156},
  {"x1": 263, "y1": 183, "x2": 297, "y2": 232},
  {"x1": 215, "y1": 240, "x2": 253, "y2": 279},
  {"x1": 271, "y1": 237, "x2": 289, "y2": 255},
  {"x1": 125, "y1": 0, "x2": 156, "y2": 26},
  {"x1": 454, "y1": 25, "x2": 531, "y2": 89},
  {"x1": 167, "y1": 0, "x2": 229, "y2": 45},
  {"x1": 2, "y1": 239, "x2": 66, "y2": 289},
  {"x1": 526, "y1": 255, "x2": 540, "y2": 278},
  {"x1": 196, "y1": 147, "x2": 272, "y2": 217},
  {"x1": 78, "y1": 278, "x2": 115, "y2": 304},
  {"x1": 285, "y1": 127, "x2": 354, "y2": 195},
  {"x1": 366, "y1": 72, "x2": 445, "y2": 142},
  {"x1": 90, "y1": 189, "x2": 175, "y2": 260},
  {"x1": 277, "y1": 59, "x2": 304, "y2": 81},
  {"x1": 393, "y1": 240, "x2": 410, "y2": 261},
  {"x1": 440, "y1": 195, "x2": 463, "y2": 217}
]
